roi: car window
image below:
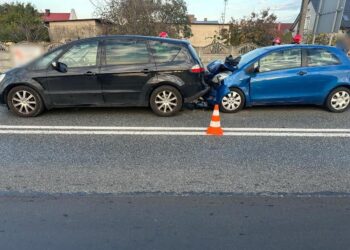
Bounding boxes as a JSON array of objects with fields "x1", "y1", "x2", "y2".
[
  {"x1": 149, "y1": 41, "x2": 192, "y2": 64},
  {"x1": 32, "y1": 49, "x2": 63, "y2": 70},
  {"x1": 59, "y1": 41, "x2": 99, "y2": 68},
  {"x1": 307, "y1": 49, "x2": 341, "y2": 67},
  {"x1": 105, "y1": 40, "x2": 150, "y2": 65},
  {"x1": 259, "y1": 49, "x2": 302, "y2": 73}
]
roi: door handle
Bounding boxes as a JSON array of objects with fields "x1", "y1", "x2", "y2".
[
  {"x1": 85, "y1": 71, "x2": 96, "y2": 76},
  {"x1": 298, "y1": 71, "x2": 307, "y2": 76},
  {"x1": 142, "y1": 69, "x2": 150, "y2": 74}
]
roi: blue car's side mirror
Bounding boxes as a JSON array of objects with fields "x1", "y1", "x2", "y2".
[{"x1": 246, "y1": 65, "x2": 259, "y2": 74}]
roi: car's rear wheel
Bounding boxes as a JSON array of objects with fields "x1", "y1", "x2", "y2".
[
  {"x1": 220, "y1": 88, "x2": 245, "y2": 113},
  {"x1": 7, "y1": 86, "x2": 44, "y2": 117},
  {"x1": 326, "y1": 87, "x2": 350, "y2": 113},
  {"x1": 150, "y1": 85, "x2": 183, "y2": 117}
]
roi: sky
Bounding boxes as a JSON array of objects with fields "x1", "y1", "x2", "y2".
[{"x1": 0, "y1": 0, "x2": 301, "y2": 23}]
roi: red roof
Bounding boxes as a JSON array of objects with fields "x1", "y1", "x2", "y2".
[
  {"x1": 276, "y1": 23, "x2": 293, "y2": 32},
  {"x1": 42, "y1": 13, "x2": 71, "y2": 22}
]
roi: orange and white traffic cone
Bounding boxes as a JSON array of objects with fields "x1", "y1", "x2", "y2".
[{"x1": 206, "y1": 104, "x2": 224, "y2": 136}]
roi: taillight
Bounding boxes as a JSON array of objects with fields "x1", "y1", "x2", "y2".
[{"x1": 191, "y1": 65, "x2": 205, "y2": 73}]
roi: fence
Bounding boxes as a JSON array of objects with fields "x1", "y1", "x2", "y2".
[{"x1": 194, "y1": 42, "x2": 258, "y2": 64}]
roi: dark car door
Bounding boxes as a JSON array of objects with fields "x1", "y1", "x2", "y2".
[
  {"x1": 249, "y1": 48, "x2": 305, "y2": 104},
  {"x1": 99, "y1": 39, "x2": 156, "y2": 105},
  {"x1": 42, "y1": 40, "x2": 103, "y2": 106}
]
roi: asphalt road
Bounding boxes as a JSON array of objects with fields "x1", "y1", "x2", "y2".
[
  {"x1": 0, "y1": 105, "x2": 349, "y2": 194},
  {"x1": 1, "y1": 105, "x2": 350, "y2": 249},
  {"x1": 1, "y1": 195, "x2": 350, "y2": 250}
]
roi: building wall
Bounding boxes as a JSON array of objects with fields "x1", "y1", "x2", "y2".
[
  {"x1": 305, "y1": 0, "x2": 318, "y2": 34},
  {"x1": 48, "y1": 20, "x2": 105, "y2": 42},
  {"x1": 189, "y1": 24, "x2": 230, "y2": 47}
]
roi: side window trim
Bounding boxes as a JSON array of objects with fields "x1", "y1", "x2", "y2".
[{"x1": 301, "y1": 49, "x2": 308, "y2": 67}]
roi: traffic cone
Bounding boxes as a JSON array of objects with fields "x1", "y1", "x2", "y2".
[{"x1": 207, "y1": 104, "x2": 224, "y2": 136}]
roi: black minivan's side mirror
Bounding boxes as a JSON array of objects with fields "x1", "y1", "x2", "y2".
[{"x1": 52, "y1": 61, "x2": 68, "y2": 73}]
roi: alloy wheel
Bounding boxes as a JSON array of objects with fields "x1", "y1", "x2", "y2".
[
  {"x1": 331, "y1": 91, "x2": 350, "y2": 111},
  {"x1": 221, "y1": 91, "x2": 242, "y2": 111},
  {"x1": 155, "y1": 90, "x2": 178, "y2": 113},
  {"x1": 11, "y1": 90, "x2": 37, "y2": 115}
]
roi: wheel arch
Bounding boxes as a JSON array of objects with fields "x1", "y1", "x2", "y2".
[
  {"x1": 145, "y1": 81, "x2": 184, "y2": 105},
  {"x1": 2, "y1": 83, "x2": 48, "y2": 108},
  {"x1": 228, "y1": 86, "x2": 247, "y2": 107},
  {"x1": 324, "y1": 84, "x2": 350, "y2": 105}
]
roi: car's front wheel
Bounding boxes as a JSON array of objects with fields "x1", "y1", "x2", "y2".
[
  {"x1": 7, "y1": 86, "x2": 44, "y2": 117},
  {"x1": 326, "y1": 87, "x2": 350, "y2": 113},
  {"x1": 220, "y1": 88, "x2": 245, "y2": 113},
  {"x1": 150, "y1": 85, "x2": 183, "y2": 117}
]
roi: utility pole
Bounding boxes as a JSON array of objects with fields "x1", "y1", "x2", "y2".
[
  {"x1": 297, "y1": 0, "x2": 309, "y2": 35},
  {"x1": 221, "y1": 0, "x2": 228, "y2": 24},
  {"x1": 312, "y1": 0, "x2": 323, "y2": 44},
  {"x1": 219, "y1": 0, "x2": 229, "y2": 40}
]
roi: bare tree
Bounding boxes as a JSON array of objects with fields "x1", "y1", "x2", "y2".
[
  {"x1": 223, "y1": 9, "x2": 277, "y2": 46},
  {"x1": 92, "y1": 0, "x2": 192, "y2": 38}
]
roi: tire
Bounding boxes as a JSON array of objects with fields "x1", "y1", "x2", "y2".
[
  {"x1": 150, "y1": 85, "x2": 183, "y2": 117},
  {"x1": 7, "y1": 86, "x2": 44, "y2": 117},
  {"x1": 326, "y1": 87, "x2": 350, "y2": 113},
  {"x1": 220, "y1": 88, "x2": 245, "y2": 113}
]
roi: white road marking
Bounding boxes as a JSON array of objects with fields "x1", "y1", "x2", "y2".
[
  {"x1": 0, "y1": 125, "x2": 350, "y2": 132},
  {"x1": 0, "y1": 126, "x2": 349, "y2": 137},
  {"x1": 0, "y1": 125, "x2": 207, "y2": 131},
  {"x1": 0, "y1": 130, "x2": 205, "y2": 136}
]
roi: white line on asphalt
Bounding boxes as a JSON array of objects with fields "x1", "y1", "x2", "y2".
[
  {"x1": 0, "y1": 130, "x2": 205, "y2": 135},
  {"x1": 224, "y1": 132, "x2": 350, "y2": 137},
  {"x1": 0, "y1": 125, "x2": 350, "y2": 133},
  {"x1": 0, "y1": 130, "x2": 350, "y2": 137},
  {"x1": 0, "y1": 125, "x2": 206, "y2": 131}
]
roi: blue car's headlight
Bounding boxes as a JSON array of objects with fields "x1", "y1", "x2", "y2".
[{"x1": 0, "y1": 74, "x2": 5, "y2": 83}]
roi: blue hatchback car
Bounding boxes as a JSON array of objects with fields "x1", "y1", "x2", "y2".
[{"x1": 213, "y1": 44, "x2": 350, "y2": 113}]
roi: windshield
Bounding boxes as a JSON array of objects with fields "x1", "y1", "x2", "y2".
[
  {"x1": 237, "y1": 47, "x2": 268, "y2": 69},
  {"x1": 31, "y1": 49, "x2": 63, "y2": 70}
]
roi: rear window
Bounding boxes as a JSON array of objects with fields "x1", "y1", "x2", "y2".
[
  {"x1": 307, "y1": 49, "x2": 341, "y2": 67},
  {"x1": 105, "y1": 40, "x2": 150, "y2": 65},
  {"x1": 149, "y1": 41, "x2": 192, "y2": 64}
]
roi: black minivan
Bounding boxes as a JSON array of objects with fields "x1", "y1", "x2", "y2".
[{"x1": 0, "y1": 36, "x2": 209, "y2": 117}]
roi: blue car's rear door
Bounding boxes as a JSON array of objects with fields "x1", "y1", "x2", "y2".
[
  {"x1": 250, "y1": 48, "x2": 306, "y2": 104},
  {"x1": 300, "y1": 48, "x2": 343, "y2": 104}
]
